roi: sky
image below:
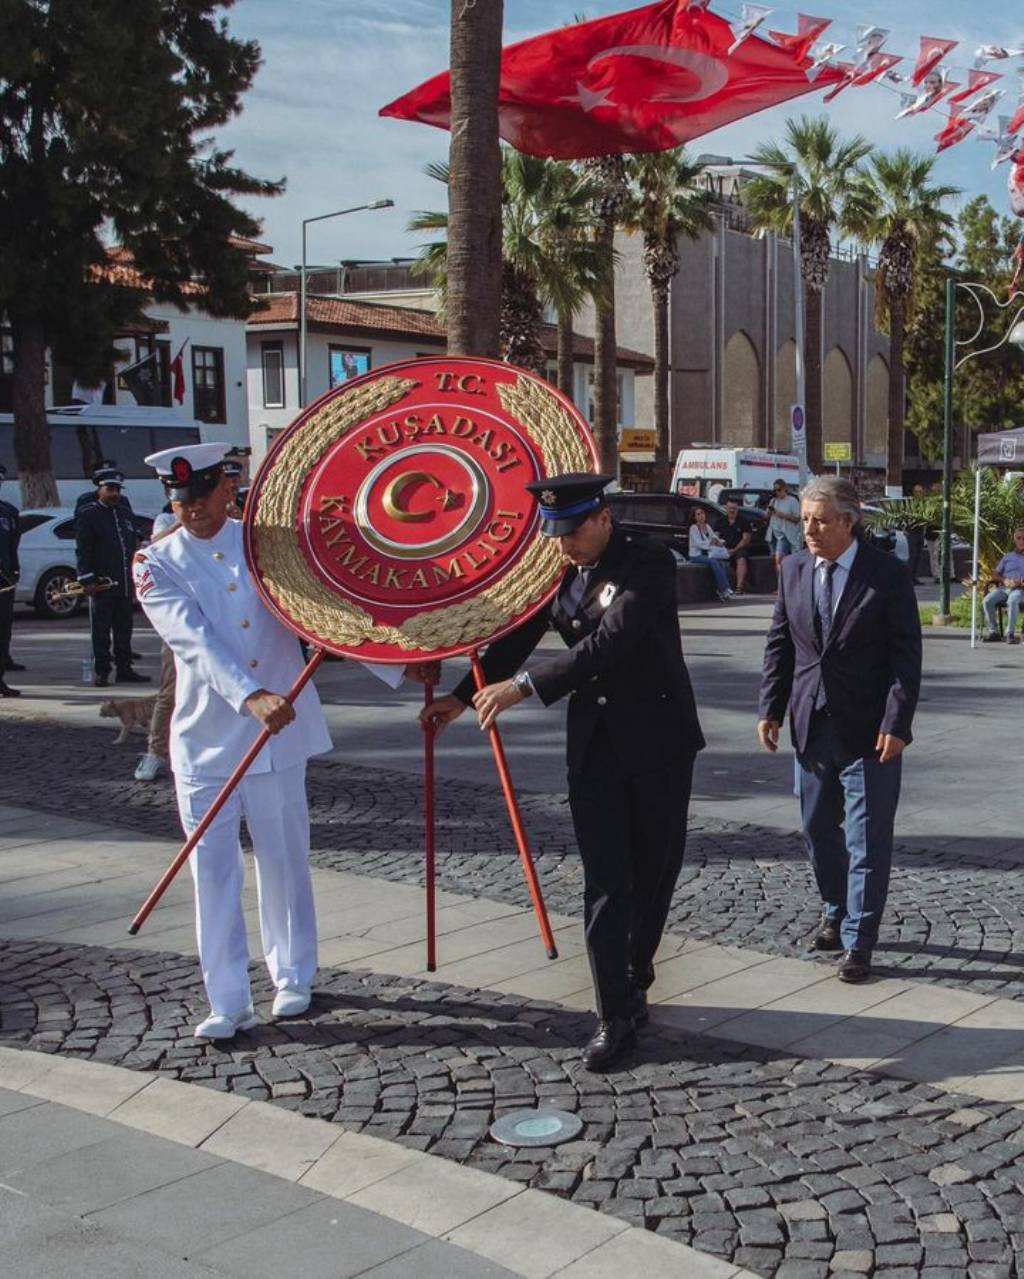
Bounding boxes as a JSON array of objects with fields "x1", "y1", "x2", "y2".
[{"x1": 216, "y1": 0, "x2": 1024, "y2": 269}]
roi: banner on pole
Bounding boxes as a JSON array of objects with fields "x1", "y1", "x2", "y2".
[{"x1": 244, "y1": 357, "x2": 598, "y2": 663}]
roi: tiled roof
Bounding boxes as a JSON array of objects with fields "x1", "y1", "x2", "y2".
[{"x1": 248, "y1": 292, "x2": 653, "y2": 368}]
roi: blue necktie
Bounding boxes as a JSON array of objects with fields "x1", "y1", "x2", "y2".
[
  {"x1": 564, "y1": 567, "x2": 591, "y2": 616},
  {"x1": 814, "y1": 561, "x2": 837, "y2": 710}
]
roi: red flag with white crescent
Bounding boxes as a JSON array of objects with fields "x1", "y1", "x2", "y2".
[
  {"x1": 935, "y1": 113, "x2": 976, "y2": 153},
  {"x1": 949, "y1": 68, "x2": 1002, "y2": 105},
  {"x1": 910, "y1": 36, "x2": 958, "y2": 87},
  {"x1": 380, "y1": 0, "x2": 840, "y2": 159}
]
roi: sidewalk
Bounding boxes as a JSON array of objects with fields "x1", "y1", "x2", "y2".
[
  {"x1": 3, "y1": 804, "x2": 1024, "y2": 1104},
  {"x1": 0, "y1": 1051, "x2": 750, "y2": 1279}
]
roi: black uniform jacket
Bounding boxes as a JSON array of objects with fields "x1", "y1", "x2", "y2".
[
  {"x1": 0, "y1": 498, "x2": 20, "y2": 584},
  {"x1": 759, "y1": 538, "x2": 922, "y2": 759},
  {"x1": 454, "y1": 526, "x2": 705, "y2": 776},
  {"x1": 75, "y1": 500, "x2": 139, "y2": 594}
]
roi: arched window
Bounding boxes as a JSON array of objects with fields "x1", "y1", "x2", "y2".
[
  {"x1": 774, "y1": 340, "x2": 797, "y2": 450},
  {"x1": 722, "y1": 331, "x2": 761, "y2": 447},
  {"x1": 822, "y1": 348, "x2": 854, "y2": 446},
  {"x1": 865, "y1": 355, "x2": 889, "y2": 457}
]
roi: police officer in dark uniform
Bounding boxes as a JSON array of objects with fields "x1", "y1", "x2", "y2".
[
  {"x1": 75, "y1": 461, "x2": 134, "y2": 518},
  {"x1": 423, "y1": 474, "x2": 705, "y2": 1070},
  {"x1": 0, "y1": 463, "x2": 22, "y2": 698},
  {"x1": 75, "y1": 466, "x2": 149, "y2": 688}
]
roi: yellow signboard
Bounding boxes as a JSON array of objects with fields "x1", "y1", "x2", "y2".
[
  {"x1": 619, "y1": 428, "x2": 657, "y2": 452},
  {"x1": 824, "y1": 443, "x2": 852, "y2": 462}
]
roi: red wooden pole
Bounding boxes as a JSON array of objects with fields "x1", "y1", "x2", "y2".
[
  {"x1": 128, "y1": 648, "x2": 326, "y2": 935},
  {"x1": 424, "y1": 683, "x2": 437, "y2": 972},
  {"x1": 470, "y1": 651, "x2": 558, "y2": 960}
]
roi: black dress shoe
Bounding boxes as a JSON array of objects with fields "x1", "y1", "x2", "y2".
[
  {"x1": 838, "y1": 949, "x2": 872, "y2": 983},
  {"x1": 0, "y1": 680, "x2": 21, "y2": 698},
  {"x1": 4, "y1": 659, "x2": 25, "y2": 671},
  {"x1": 813, "y1": 915, "x2": 843, "y2": 952},
  {"x1": 115, "y1": 669, "x2": 151, "y2": 684},
  {"x1": 94, "y1": 675, "x2": 110, "y2": 688},
  {"x1": 582, "y1": 1018, "x2": 636, "y2": 1072}
]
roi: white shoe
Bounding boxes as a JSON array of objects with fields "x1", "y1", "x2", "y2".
[
  {"x1": 194, "y1": 1006, "x2": 258, "y2": 1039},
  {"x1": 134, "y1": 753, "x2": 166, "y2": 781},
  {"x1": 272, "y1": 988, "x2": 311, "y2": 1018}
]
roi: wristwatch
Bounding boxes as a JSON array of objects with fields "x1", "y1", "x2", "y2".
[{"x1": 512, "y1": 671, "x2": 534, "y2": 698}]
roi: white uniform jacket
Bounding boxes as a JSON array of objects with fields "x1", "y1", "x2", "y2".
[{"x1": 133, "y1": 518, "x2": 333, "y2": 779}]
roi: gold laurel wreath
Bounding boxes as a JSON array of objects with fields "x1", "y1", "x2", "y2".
[{"x1": 250, "y1": 372, "x2": 592, "y2": 653}]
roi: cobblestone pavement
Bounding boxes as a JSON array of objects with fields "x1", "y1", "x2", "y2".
[
  {"x1": 3, "y1": 936, "x2": 1024, "y2": 1279},
  {"x1": 4, "y1": 718, "x2": 1024, "y2": 1002}
]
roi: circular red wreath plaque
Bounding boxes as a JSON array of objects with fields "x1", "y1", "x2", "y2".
[{"x1": 244, "y1": 356, "x2": 598, "y2": 663}]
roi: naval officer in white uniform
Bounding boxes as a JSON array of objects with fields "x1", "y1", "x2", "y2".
[{"x1": 134, "y1": 442, "x2": 403, "y2": 1039}]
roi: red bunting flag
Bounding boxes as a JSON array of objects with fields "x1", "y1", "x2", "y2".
[
  {"x1": 380, "y1": 0, "x2": 840, "y2": 160},
  {"x1": 935, "y1": 113, "x2": 976, "y2": 153},
  {"x1": 910, "y1": 36, "x2": 958, "y2": 86},
  {"x1": 949, "y1": 68, "x2": 1003, "y2": 105},
  {"x1": 850, "y1": 52, "x2": 902, "y2": 86},
  {"x1": 1009, "y1": 104, "x2": 1024, "y2": 136},
  {"x1": 766, "y1": 12, "x2": 831, "y2": 61}
]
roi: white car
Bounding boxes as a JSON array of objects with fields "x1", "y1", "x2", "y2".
[{"x1": 14, "y1": 507, "x2": 153, "y2": 620}]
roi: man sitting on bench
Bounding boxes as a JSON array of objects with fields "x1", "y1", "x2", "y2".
[{"x1": 982, "y1": 528, "x2": 1024, "y2": 644}]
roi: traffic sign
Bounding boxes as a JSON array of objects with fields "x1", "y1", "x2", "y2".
[
  {"x1": 790, "y1": 404, "x2": 805, "y2": 436},
  {"x1": 824, "y1": 443, "x2": 852, "y2": 462}
]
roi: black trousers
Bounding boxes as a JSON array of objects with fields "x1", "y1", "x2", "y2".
[
  {"x1": 91, "y1": 591, "x2": 134, "y2": 676},
  {"x1": 568, "y1": 729, "x2": 695, "y2": 1020},
  {"x1": 0, "y1": 586, "x2": 13, "y2": 664}
]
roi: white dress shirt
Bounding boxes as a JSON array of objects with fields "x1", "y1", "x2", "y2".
[
  {"x1": 813, "y1": 538, "x2": 859, "y2": 619},
  {"x1": 133, "y1": 518, "x2": 333, "y2": 779}
]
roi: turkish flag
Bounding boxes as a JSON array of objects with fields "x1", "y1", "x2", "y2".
[
  {"x1": 910, "y1": 36, "x2": 957, "y2": 86},
  {"x1": 949, "y1": 69, "x2": 1002, "y2": 106},
  {"x1": 935, "y1": 113, "x2": 976, "y2": 153},
  {"x1": 380, "y1": 0, "x2": 840, "y2": 159},
  {"x1": 170, "y1": 341, "x2": 187, "y2": 405}
]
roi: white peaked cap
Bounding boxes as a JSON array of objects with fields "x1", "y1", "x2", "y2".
[{"x1": 144, "y1": 442, "x2": 233, "y2": 476}]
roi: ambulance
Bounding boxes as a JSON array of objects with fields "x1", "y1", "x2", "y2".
[{"x1": 671, "y1": 447, "x2": 802, "y2": 503}]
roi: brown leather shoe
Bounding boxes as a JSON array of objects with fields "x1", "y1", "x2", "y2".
[
  {"x1": 838, "y1": 949, "x2": 872, "y2": 983},
  {"x1": 813, "y1": 915, "x2": 843, "y2": 951}
]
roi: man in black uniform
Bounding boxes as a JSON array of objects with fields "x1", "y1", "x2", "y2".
[
  {"x1": 422, "y1": 474, "x2": 705, "y2": 1070},
  {"x1": 75, "y1": 466, "x2": 149, "y2": 688},
  {"x1": 0, "y1": 463, "x2": 22, "y2": 697}
]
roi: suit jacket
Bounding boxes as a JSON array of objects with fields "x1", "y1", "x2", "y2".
[
  {"x1": 75, "y1": 500, "x2": 139, "y2": 596},
  {"x1": 759, "y1": 538, "x2": 922, "y2": 758},
  {"x1": 0, "y1": 498, "x2": 20, "y2": 582},
  {"x1": 454, "y1": 526, "x2": 705, "y2": 776}
]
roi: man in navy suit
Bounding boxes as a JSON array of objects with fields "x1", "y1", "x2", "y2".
[{"x1": 757, "y1": 476, "x2": 921, "y2": 983}]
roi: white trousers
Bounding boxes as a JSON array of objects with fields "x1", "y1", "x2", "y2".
[{"x1": 175, "y1": 763, "x2": 318, "y2": 1016}]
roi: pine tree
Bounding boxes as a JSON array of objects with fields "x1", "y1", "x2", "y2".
[{"x1": 0, "y1": 0, "x2": 281, "y2": 506}]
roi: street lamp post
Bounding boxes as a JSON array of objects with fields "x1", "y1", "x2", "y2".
[
  {"x1": 938, "y1": 278, "x2": 1024, "y2": 620},
  {"x1": 299, "y1": 199, "x2": 394, "y2": 406}
]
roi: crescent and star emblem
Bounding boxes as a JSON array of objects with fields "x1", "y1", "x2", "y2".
[
  {"x1": 560, "y1": 44, "x2": 730, "y2": 113},
  {"x1": 382, "y1": 471, "x2": 460, "y2": 523}
]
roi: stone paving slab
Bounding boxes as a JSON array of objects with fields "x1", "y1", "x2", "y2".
[{"x1": 0, "y1": 1058, "x2": 752, "y2": 1279}]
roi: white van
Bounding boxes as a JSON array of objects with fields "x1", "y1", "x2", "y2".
[
  {"x1": 671, "y1": 447, "x2": 802, "y2": 504},
  {"x1": 0, "y1": 404, "x2": 203, "y2": 515}
]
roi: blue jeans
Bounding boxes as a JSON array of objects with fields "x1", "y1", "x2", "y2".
[
  {"x1": 983, "y1": 587, "x2": 1023, "y2": 635},
  {"x1": 690, "y1": 552, "x2": 730, "y2": 594},
  {"x1": 797, "y1": 712, "x2": 903, "y2": 952}
]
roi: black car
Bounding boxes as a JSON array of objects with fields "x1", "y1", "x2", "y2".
[{"x1": 607, "y1": 492, "x2": 769, "y2": 560}]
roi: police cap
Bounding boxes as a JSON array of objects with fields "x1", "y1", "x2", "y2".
[
  {"x1": 144, "y1": 442, "x2": 231, "y2": 502},
  {"x1": 524, "y1": 472, "x2": 614, "y2": 537}
]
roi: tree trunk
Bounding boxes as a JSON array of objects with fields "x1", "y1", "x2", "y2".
[
  {"x1": 446, "y1": 0, "x2": 503, "y2": 358},
  {"x1": 593, "y1": 224, "x2": 619, "y2": 477},
  {"x1": 886, "y1": 296, "x2": 906, "y2": 494},
  {"x1": 11, "y1": 316, "x2": 59, "y2": 509},
  {"x1": 652, "y1": 283, "x2": 671, "y2": 489},
  {"x1": 556, "y1": 310, "x2": 575, "y2": 400},
  {"x1": 804, "y1": 284, "x2": 823, "y2": 473}
]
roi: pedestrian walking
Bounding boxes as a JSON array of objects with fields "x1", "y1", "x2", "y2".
[
  {"x1": 757, "y1": 476, "x2": 922, "y2": 984},
  {"x1": 422, "y1": 474, "x2": 705, "y2": 1070}
]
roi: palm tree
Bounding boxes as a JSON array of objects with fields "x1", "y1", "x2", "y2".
[
  {"x1": 742, "y1": 117, "x2": 872, "y2": 471},
  {"x1": 625, "y1": 149, "x2": 716, "y2": 488},
  {"x1": 849, "y1": 150, "x2": 958, "y2": 491},
  {"x1": 447, "y1": 0, "x2": 504, "y2": 358},
  {"x1": 583, "y1": 155, "x2": 630, "y2": 474},
  {"x1": 409, "y1": 152, "x2": 610, "y2": 380}
]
